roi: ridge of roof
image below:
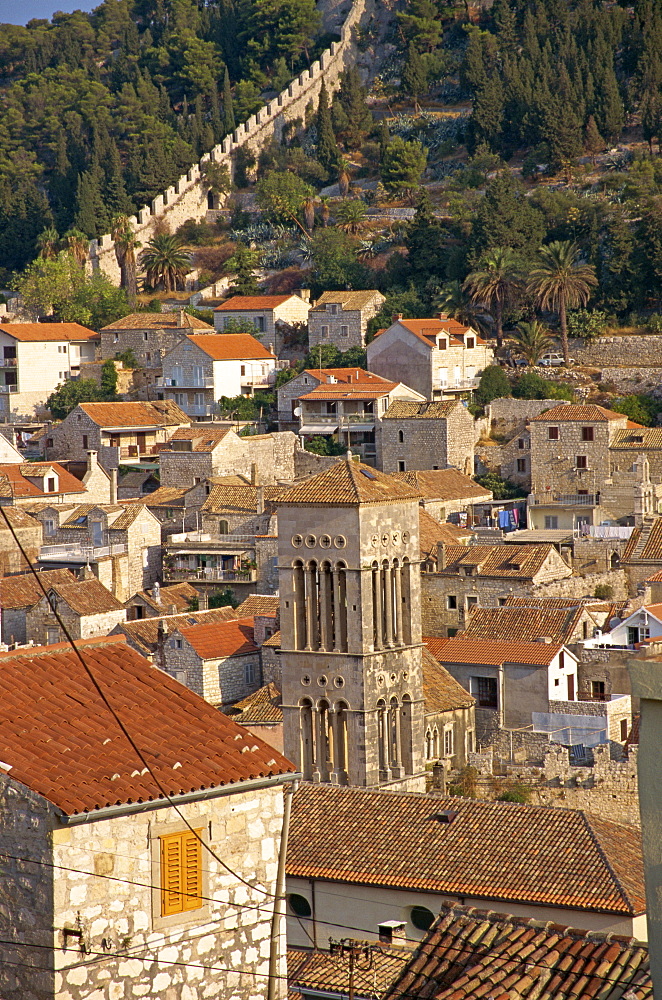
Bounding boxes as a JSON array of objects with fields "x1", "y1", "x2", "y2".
[
  {"x1": 101, "y1": 312, "x2": 213, "y2": 330},
  {"x1": 531, "y1": 403, "x2": 626, "y2": 421},
  {"x1": 276, "y1": 458, "x2": 423, "y2": 506},
  {"x1": 78, "y1": 400, "x2": 187, "y2": 427},
  {"x1": 215, "y1": 294, "x2": 296, "y2": 310},
  {"x1": 431, "y1": 636, "x2": 564, "y2": 666},
  {"x1": 0, "y1": 322, "x2": 98, "y2": 342}
]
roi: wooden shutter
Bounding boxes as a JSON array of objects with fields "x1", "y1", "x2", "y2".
[{"x1": 160, "y1": 830, "x2": 202, "y2": 916}]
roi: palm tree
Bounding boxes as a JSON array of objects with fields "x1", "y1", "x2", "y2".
[
  {"x1": 111, "y1": 215, "x2": 141, "y2": 308},
  {"x1": 433, "y1": 280, "x2": 491, "y2": 337},
  {"x1": 510, "y1": 320, "x2": 553, "y2": 366},
  {"x1": 463, "y1": 247, "x2": 524, "y2": 348},
  {"x1": 527, "y1": 240, "x2": 598, "y2": 364},
  {"x1": 63, "y1": 228, "x2": 89, "y2": 268},
  {"x1": 36, "y1": 227, "x2": 60, "y2": 259},
  {"x1": 138, "y1": 234, "x2": 191, "y2": 293},
  {"x1": 320, "y1": 196, "x2": 330, "y2": 228},
  {"x1": 335, "y1": 198, "x2": 367, "y2": 234},
  {"x1": 337, "y1": 157, "x2": 351, "y2": 197}
]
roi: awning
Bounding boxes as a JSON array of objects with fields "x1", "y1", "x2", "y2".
[{"x1": 299, "y1": 424, "x2": 338, "y2": 434}]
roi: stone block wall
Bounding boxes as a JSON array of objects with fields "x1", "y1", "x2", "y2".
[
  {"x1": 571, "y1": 335, "x2": 662, "y2": 367},
  {"x1": 88, "y1": 0, "x2": 370, "y2": 285},
  {"x1": 26, "y1": 600, "x2": 126, "y2": 645},
  {"x1": 377, "y1": 408, "x2": 475, "y2": 476},
  {"x1": 486, "y1": 399, "x2": 565, "y2": 435}
]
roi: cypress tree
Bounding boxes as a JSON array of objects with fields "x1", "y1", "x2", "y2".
[
  {"x1": 222, "y1": 66, "x2": 235, "y2": 135},
  {"x1": 74, "y1": 171, "x2": 102, "y2": 238},
  {"x1": 315, "y1": 81, "x2": 337, "y2": 173},
  {"x1": 584, "y1": 114, "x2": 604, "y2": 164},
  {"x1": 105, "y1": 139, "x2": 133, "y2": 216},
  {"x1": 378, "y1": 120, "x2": 390, "y2": 159},
  {"x1": 401, "y1": 42, "x2": 427, "y2": 112},
  {"x1": 210, "y1": 81, "x2": 223, "y2": 142}
]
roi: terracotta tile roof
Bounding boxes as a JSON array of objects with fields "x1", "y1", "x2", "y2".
[
  {"x1": 116, "y1": 606, "x2": 239, "y2": 654},
  {"x1": 298, "y1": 382, "x2": 399, "y2": 400},
  {"x1": 382, "y1": 400, "x2": 460, "y2": 420},
  {"x1": 0, "y1": 506, "x2": 43, "y2": 530},
  {"x1": 229, "y1": 682, "x2": 282, "y2": 724},
  {"x1": 0, "y1": 634, "x2": 295, "y2": 816},
  {"x1": 0, "y1": 568, "x2": 75, "y2": 609},
  {"x1": 431, "y1": 636, "x2": 564, "y2": 667},
  {"x1": 101, "y1": 312, "x2": 213, "y2": 330},
  {"x1": 262, "y1": 629, "x2": 281, "y2": 648},
  {"x1": 0, "y1": 322, "x2": 98, "y2": 342},
  {"x1": 531, "y1": 404, "x2": 626, "y2": 422},
  {"x1": 159, "y1": 426, "x2": 231, "y2": 451},
  {"x1": 289, "y1": 944, "x2": 410, "y2": 999},
  {"x1": 202, "y1": 484, "x2": 283, "y2": 515},
  {"x1": 122, "y1": 487, "x2": 190, "y2": 506},
  {"x1": 288, "y1": 785, "x2": 646, "y2": 915},
  {"x1": 178, "y1": 617, "x2": 257, "y2": 659},
  {"x1": 384, "y1": 904, "x2": 652, "y2": 1000},
  {"x1": 0, "y1": 463, "x2": 86, "y2": 498},
  {"x1": 235, "y1": 594, "x2": 279, "y2": 618},
  {"x1": 611, "y1": 427, "x2": 662, "y2": 449},
  {"x1": 215, "y1": 294, "x2": 295, "y2": 311},
  {"x1": 423, "y1": 636, "x2": 450, "y2": 660},
  {"x1": 393, "y1": 469, "x2": 492, "y2": 501},
  {"x1": 437, "y1": 543, "x2": 561, "y2": 579},
  {"x1": 456, "y1": 605, "x2": 586, "y2": 644},
  {"x1": 301, "y1": 368, "x2": 390, "y2": 385},
  {"x1": 419, "y1": 510, "x2": 473, "y2": 561},
  {"x1": 128, "y1": 582, "x2": 197, "y2": 613},
  {"x1": 623, "y1": 520, "x2": 662, "y2": 563},
  {"x1": 185, "y1": 333, "x2": 275, "y2": 361},
  {"x1": 46, "y1": 578, "x2": 125, "y2": 616},
  {"x1": 422, "y1": 648, "x2": 474, "y2": 714},
  {"x1": 79, "y1": 400, "x2": 188, "y2": 427},
  {"x1": 208, "y1": 474, "x2": 252, "y2": 485},
  {"x1": 106, "y1": 505, "x2": 147, "y2": 530},
  {"x1": 311, "y1": 290, "x2": 384, "y2": 311},
  {"x1": 277, "y1": 459, "x2": 423, "y2": 506}
]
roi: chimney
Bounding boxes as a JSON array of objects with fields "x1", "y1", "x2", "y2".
[
  {"x1": 109, "y1": 467, "x2": 118, "y2": 505},
  {"x1": 436, "y1": 541, "x2": 446, "y2": 570},
  {"x1": 157, "y1": 619, "x2": 168, "y2": 671},
  {"x1": 179, "y1": 309, "x2": 187, "y2": 328},
  {"x1": 250, "y1": 462, "x2": 259, "y2": 486},
  {"x1": 257, "y1": 485, "x2": 265, "y2": 515},
  {"x1": 86, "y1": 450, "x2": 98, "y2": 474},
  {"x1": 152, "y1": 580, "x2": 161, "y2": 605},
  {"x1": 378, "y1": 921, "x2": 407, "y2": 945},
  {"x1": 392, "y1": 313, "x2": 403, "y2": 323},
  {"x1": 198, "y1": 590, "x2": 208, "y2": 611},
  {"x1": 534, "y1": 636, "x2": 553, "y2": 643}
]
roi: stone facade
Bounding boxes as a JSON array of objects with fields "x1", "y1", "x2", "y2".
[
  {"x1": 377, "y1": 400, "x2": 476, "y2": 475},
  {"x1": 0, "y1": 775, "x2": 289, "y2": 1000},
  {"x1": 424, "y1": 703, "x2": 475, "y2": 772},
  {"x1": 308, "y1": 290, "x2": 385, "y2": 351},
  {"x1": 99, "y1": 312, "x2": 212, "y2": 368},
  {"x1": 162, "y1": 633, "x2": 262, "y2": 706},
  {"x1": 26, "y1": 592, "x2": 126, "y2": 645},
  {"x1": 0, "y1": 326, "x2": 98, "y2": 420},
  {"x1": 0, "y1": 511, "x2": 42, "y2": 577},
  {"x1": 214, "y1": 295, "x2": 311, "y2": 351}
]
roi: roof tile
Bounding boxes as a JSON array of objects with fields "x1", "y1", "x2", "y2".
[
  {"x1": 79, "y1": 400, "x2": 188, "y2": 428},
  {"x1": 0, "y1": 323, "x2": 98, "y2": 342},
  {"x1": 178, "y1": 617, "x2": 257, "y2": 659},
  {"x1": 277, "y1": 459, "x2": 423, "y2": 506},
  {"x1": 184, "y1": 333, "x2": 275, "y2": 361}
]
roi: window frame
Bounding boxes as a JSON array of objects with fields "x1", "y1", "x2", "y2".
[
  {"x1": 548, "y1": 426, "x2": 559, "y2": 440},
  {"x1": 575, "y1": 455, "x2": 588, "y2": 469},
  {"x1": 472, "y1": 675, "x2": 497, "y2": 708},
  {"x1": 581, "y1": 426, "x2": 594, "y2": 442},
  {"x1": 150, "y1": 818, "x2": 210, "y2": 931}
]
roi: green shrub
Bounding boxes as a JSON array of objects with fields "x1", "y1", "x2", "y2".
[
  {"x1": 567, "y1": 309, "x2": 609, "y2": 340},
  {"x1": 594, "y1": 583, "x2": 614, "y2": 600},
  {"x1": 475, "y1": 473, "x2": 526, "y2": 500},
  {"x1": 611, "y1": 394, "x2": 662, "y2": 426},
  {"x1": 475, "y1": 366, "x2": 511, "y2": 406}
]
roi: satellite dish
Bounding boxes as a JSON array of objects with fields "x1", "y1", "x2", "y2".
[
  {"x1": 609, "y1": 617, "x2": 621, "y2": 630},
  {"x1": 293, "y1": 406, "x2": 301, "y2": 416}
]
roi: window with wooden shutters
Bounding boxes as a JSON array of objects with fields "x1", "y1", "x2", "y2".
[{"x1": 160, "y1": 830, "x2": 203, "y2": 916}]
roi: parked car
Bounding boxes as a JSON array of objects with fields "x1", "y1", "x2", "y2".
[{"x1": 539, "y1": 352, "x2": 575, "y2": 367}]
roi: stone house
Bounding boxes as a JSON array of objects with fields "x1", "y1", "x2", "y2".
[
  {"x1": 47, "y1": 451, "x2": 114, "y2": 505},
  {"x1": 225, "y1": 681, "x2": 284, "y2": 754},
  {"x1": 283, "y1": 368, "x2": 424, "y2": 465},
  {"x1": 418, "y1": 510, "x2": 474, "y2": 573},
  {"x1": 25, "y1": 574, "x2": 126, "y2": 644},
  {"x1": 308, "y1": 290, "x2": 385, "y2": 351},
  {"x1": 99, "y1": 309, "x2": 214, "y2": 368},
  {"x1": 201, "y1": 482, "x2": 281, "y2": 537},
  {"x1": 117, "y1": 469, "x2": 161, "y2": 499},
  {"x1": 286, "y1": 784, "x2": 646, "y2": 947},
  {"x1": 476, "y1": 423, "x2": 532, "y2": 491},
  {"x1": 163, "y1": 526, "x2": 278, "y2": 600},
  {"x1": 422, "y1": 648, "x2": 475, "y2": 770},
  {"x1": 35, "y1": 502, "x2": 162, "y2": 602},
  {"x1": 457, "y1": 603, "x2": 603, "y2": 645},
  {"x1": 425, "y1": 636, "x2": 579, "y2": 742},
  {"x1": 122, "y1": 484, "x2": 202, "y2": 539},
  {"x1": 0, "y1": 322, "x2": 99, "y2": 419},
  {"x1": 213, "y1": 292, "x2": 311, "y2": 347},
  {"x1": 0, "y1": 567, "x2": 74, "y2": 644},
  {"x1": 420, "y1": 542, "x2": 573, "y2": 636},
  {"x1": 377, "y1": 400, "x2": 477, "y2": 476},
  {"x1": 622, "y1": 516, "x2": 662, "y2": 593},
  {"x1": 367, "y1": 315, "x2": 494, "y2": 401},
  {"x1": 0, "y1": 460, "x2": 102, "y2": 506},
  {"x1": 162, "y1": 616, "x2": 261, "y2": 706},
  {"x1": 111, "y1": 605, "x2": 240, "y2": 657},
  {"x1": 44, "y1": 400, "x2": 189, "y2": 469},
  {"x1": 391, "y1": 468, "x2": 492, "y2": 520},
  {"x1": 0, "y1": 632, "x2": 297, "y2": 1000},
  {"x1": 161, "y1": 333, "x2": 277, "y2": 419},
  {"x1": 124, "y1": 580, "x2": 198, "y2": 621},
  {"x1": 277, "y1": 367, "x2": 403, "y2": 432},
  {"x1": 0, "y1": 506, "x2": 43, "y2": 576}
]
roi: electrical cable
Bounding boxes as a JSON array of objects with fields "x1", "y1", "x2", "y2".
[{"x1": 0, "y1": 504, "x2": 279, "y2": 899}]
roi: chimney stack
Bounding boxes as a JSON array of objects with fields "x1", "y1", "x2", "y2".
[
  {"x1": 256, "y1": 485, "x2": 265, "y2": 515},
  {"x1": 392, "y1": 313, "x2": 403, "y2": 323},
  {"x1": 198, "y1": 590, "x2": 208, "y2": 611},
  {"x1": 86, "y1": 450, "x2": 98, "y2": 474},
  {"x1": 109, "y1": 467, "x2": 118, "y2": 505},
  {"x1": 250, "y1": 462, "x2": 259, "y2": 486},
  {"x1": 179, "y1": 309, "x2": 187, "y2": 328},
  {"x1": 378, "y1": 921, "x2": 407, "y2": 945},
  {"x1": 436, "y1": 541, "x2": 446, "y2": 571},
  {"x1": 152, "y1": 580, "x2": 161, "y2": 605}
]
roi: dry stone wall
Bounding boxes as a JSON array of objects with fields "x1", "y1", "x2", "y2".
[{"x1": 89, "y1": 0, "x2": 369, "y2": 284}]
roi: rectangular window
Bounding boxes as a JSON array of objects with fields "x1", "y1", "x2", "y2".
[
  {"x1": 443, "y1": 727, "x2": 453, "y2": 757},
  {"x1": 466, "y1": 595, "x2": 478, "y2": 609},
  {"x1": 581, "y1": 426, "x2": 594, "y2": 441},
  {"x1": 473, "y1": 676, "x2": 497, "y2": 708},
  {"x1": 47, "y1": 478, "x2": 56, "y2": 492},
  {"x1": 576, "y1": 455, "x2": 587, "y2": 469},
  {"x1": 591, "y1": 680, "x2": 605, "y2": 699},
  {"x1": 438, "y1": 338, "x2": 447, "y2": 350},
  {"x1": 548, "y1": 426, "x2": 559, "y2": 440},
  {"x1": 244, "y1": 661, "x2": 255, "y2": 684},
  {"x1": 174, "y1": 393, "x2": 185, "y2": 407},
  {"x1": 466, "y1": 337, "x2": 475, "y2": 349},
  {"x1": 398, "y1": 460, "x2": 406, "y2": 472},
  {"x1": 559, "y1": 651, "x2": 565, "y2": 670},
  {"x1": 620, "y1": 718, "x2": 628, "y2": 741},
  {"x1": 47, "y1": 627, "x2": 60, "y2": 645},
  {"x1": 467, "y1": 730, "x2": 475, "y2": 754},
  {"x1": 517, "y1": 458, "x2": 526, "y2": 473},
  {"x1": 498, "y1": 597, "x2": 507, "y2": 606},
  {"x1": 518, "y1": 438, "x2": 525, "y2": 449},
  {"x1": 255, "y1": 316, "x2": 265, "y2": 332},
  {"x1": 340, "y1": 325, "x2": 349, "y2": 338},
  {"x1": 82, "y1": 435, "x2": 88, "y2": 449},
  {"x1": 143, "y1": 331, "x2": 149, "y2": 341},
  {"x1": 544, "y1": 515, "x2": 558, "y2": 529},
  {"x1": 44, "y1": 518, "x2": 55, "y2": 536},
  {"x1": 321, "y1": 325, "x2": 329, "y2": 339},
  {"x1": 159, "y1": 830, "x2": 203, "y2": 917},
  {"x1": 447, "y1": 595, "x2": 457, "y2": 610},
  {"x1": 241, "y1": 365, "x2": 246, "y2": 376}
]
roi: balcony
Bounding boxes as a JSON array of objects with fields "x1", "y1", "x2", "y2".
[
  {"x1": 186, "y1": 403, "x2": 217, "y2": 417},
  {"x1": 0, "y1": 359, "x2": 17, "y2": 368},
  {"x1": 39, "y1": 542, "x2": 127, "y2": 562},
  {"x1": 163, "y1": 376, "x2": 214, "y2": 389},
  {"x1": 163, "y1": 567, "x2": 258, "y2": 583},
  {"x1": 0, "y1": 384, "x2": 18, "y2": 393},
  {"x1": 528, "y1": 493, "x2": 598, "y2": 506}
]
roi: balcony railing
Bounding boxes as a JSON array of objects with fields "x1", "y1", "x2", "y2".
[
  {"x1": 40, "y1": 542, "x2": 127, "y2": 561},
  {"x1": 0, "y1": 359, "x2": 17, "y2": 368},
  {"x1": 0, "y1": 384, "x2": 18, "y2": 393},
  {"x1": 163, "y1": 567, "x2": 257, "y2": 583},
  {"x1": 436, "y1": 378, "x2": 480, "y2": 391},
  {"x1": 528, "y1": 493, "x2": 598, "y2": 506},
  {"x1": 186, "y1": 403, "x2": 217, "y2": 417},
  {"x1": 300, "y1": 411, "x2": 377, "y2": 425},
  {"x1": 163, "y1": 376, "x2": 214, "y2": 388}
]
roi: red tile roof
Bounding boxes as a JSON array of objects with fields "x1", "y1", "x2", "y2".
[
  {"x1": 228, "y1": 682, "x2": 282, "y2": 724},
  {"x1": 298, "y1": 382, "x2": 399, "y2": 400},
  {"x1": 384, "y1": 904, "x2": 651, "y2": 1000},
  {"x1": 289, "y1": 944, "x2": 411, "y2": 999},
  {"x1": 0, "y1": 635, "x2": 295, "y2": 816},
  {"x1": 235, "y1": 594, "x2": 279, "y2": 618},
  {"x1": 422, "y1": 649, "x2": 474, "y2": 713},
  {"x1": 531, "y1": 404, "x2": 626, "y2": 422},
  {"x1": 101, "y1": 312, "x2": 213, "y2": 330},
  {"x1": 288, "y1": 785, "x2": 645, "y2": 915},
  {"x1": 178, "y1": 617, "x2": 257, "y2": 658},
  {"x1": 373, "y1": 316, "x2": 487, "y2": 347},
  {"x1": 215, "y1": 295, "x2": 296, "y2": 311},
  {"x1": 0, "y1": 322, "x2": 98, "y2": 342},
  {"x1": 456, "y1": 605, "x2": 588, "y2": 644},
  {"x1": 301, "y1": 368, "x2": 392, "y2": 385},
  {"x1": 393, "y1": 469, "x2": 493, "y2": 501},
  {"x1": 46, "y1": 577, "x2": 125, "y2": 616},
  {"x1": 429, "y1": 636, "x2": 564, "y2": 666},
  {"x1": 79, "y1": 400, "x2": 187, "y2": 428},
  {"x1": 185, "y1": 333, "x2": 275, "y2": 361},
  {"x1": 0, "y1": 463, "x2": 87, "y2": 499},
  {"x1": 277, "y1": 458, "x2": 423, "y2": 506},
  {"x1": 116, "y1": 607, "x2": 239, "y2": 655}
]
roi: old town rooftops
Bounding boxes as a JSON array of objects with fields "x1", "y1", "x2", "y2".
[
  {"x1": 228, "y1": 682, "x2": 282, "y2": 724},
  {"x1": 288, "y1": 785, "x2": 645, "y2": 915},
  {"x1": 422, "y1": 649, "x2": 474, "y2": 714},
  {"x1": 214, "y1": 294, "x2": 298, "y2": 311},
  {"x1": 79, "y1": 400, "x2": 187, "y2": 428},
  {"x1": 455, "y1": 605, "x2": 591, "y2": 644},
  {"x1": 183, "y1": 333, "x2": 275, "y2": 360},
  {"x1": 0, "y1": 634, "x2": 295, "y2": 816},
  {"x1": 45, "y1": 577, "x2": 124, "y2": 616},
  {"x1": 276, "y1": 458, "x2": 423, "y2": 506},
  {"x1": 0, "y1": 568, "x2": 74, "y2": 609},
  {"x1": 101, "y1": 312, "x2": 213, "y2": 330},
  {"x1": 373, "y1": 316, "x2": 487, "y2": 347},
  {"x1": 383, "y1": 904, "x2": 651, "y2": 1000},
  {"x1": 0, "y1": 463, "x2": 87, "y2": 498},
  {"x1": 393, "y1": 468, "x2": 493, "y2": 500},
  {"x1": 435, "y1": 542, "x2": 561, "y2": 578},
  {"x1": 426, "y1": 636, "x2": 565, "y2": 667},
  {"x1": 176, "y1": 617, "x2": 257, "y2": 659}
]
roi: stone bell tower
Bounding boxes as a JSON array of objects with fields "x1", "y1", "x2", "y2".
[{"x1": 277, "y1": 458, "x2": 425, "y2": 789}]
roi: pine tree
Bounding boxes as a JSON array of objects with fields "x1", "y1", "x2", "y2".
[
  {"x1": 599, "y1": 209, "x2": 635, "y2": 316},
  {"x1": 74, "y1": 171, "x2": 102, "y2": 238},
  {"x1": 584, "y1": 115, "x2": 604, "y2": 165},
  {"x1": 315, "y1": 81, "x2": 337, "y2": 174},
  {"x1": 378, "y1": 120, "x2": 390, "y2": 159},
  {"x1": 336, "y1": 67, "x2": 373, "y2": 148},
  {"x1": 222, "y1": 66, "x2": 235, "y2": 136},
  {"x1": 471, "y1": 75, "x2": 505, "y2": 151},
  {"x1": 401, "y1": 42, "x2": 427, "y2": 112},
  {"x1": 104, "y1": 139, "x2": 133, "y2": 216},
  {"x1": 597, "y1": 63, "x2": 625, "y2": 140}
]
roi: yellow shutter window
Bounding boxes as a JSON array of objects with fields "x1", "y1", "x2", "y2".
[{"x1": 160, "y1": 830, "x2": 203, "y2": 916}]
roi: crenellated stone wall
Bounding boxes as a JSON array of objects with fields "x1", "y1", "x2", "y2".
[{"x1": 89, "y1": 0, "x2": 370, "y2": 285}]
